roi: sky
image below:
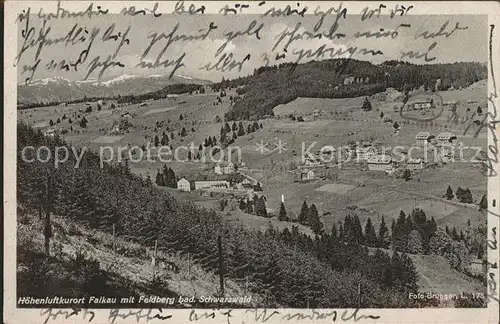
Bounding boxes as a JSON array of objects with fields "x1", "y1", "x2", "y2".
[{"x1": 16, "y1": 13, "x2": 487, "y2": 82}]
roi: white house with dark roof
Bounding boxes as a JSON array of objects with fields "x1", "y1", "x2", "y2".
[
  {"x1": 436, "y1": 132, "x2": 458, "y2": 145},
  {"x1": 407, "y1": 158, "x2": 424, "y2": 171},
  {"x1": 415, "y1": 132, "x2": 435, "y2": 146},
  {"x1": 177, "y1": 177, "x2": 191, "y2": 192},
  {"x1": 214, "y1": 161, "x2": 235, "y2": 175},
  {"x1": 356, "y1": 145, "x2": 378, "y2": 161},
  {"x1": 367, "y1": 155, "x2": 393, "y2": 172},
  {"x1": 300, "y1": 169, "x2": 316, "y2": 181},
  {"x1": 409, "y1": 99, "x2": 433, "y2": 110}
]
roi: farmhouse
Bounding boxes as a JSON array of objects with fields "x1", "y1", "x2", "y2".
[
  {"x1": 436, "y1": 132, "x2": 458, "y2": 145},
  {"x1": 356, "y1": 145, "x2": 378, "y2": 161},
  {"x1": 139, "y1": 102, "x2": 148, "y2": 107},
  {"x1": 409, "y1": 99, "x2": 433, "y2": 110},
  {"x1": 469, "y1": 259, "x2": 485, "y2": 276},
  {"x1": 43, "y1": 128, "x2": 56, "y2": 137},
  {"x1": 367, "y1": 154, "x2": 393, "y2": 172},
  {"x1": 300, "y1": 169, "x2": 316, "y2": 181},
  {"x1": 304, "y1": 155, "x2": 321, "y2": 167},
  {"x1": 177, "y1": 177, "x2": 191, "y2": 192},
  {"x1": 167, "y1": 94, "x2": 180, "y2": 98},
  {"x1": 214, "y1": 161, "x2": 235, "y2": 175},
  {"x1": 121, "y1": 112, "x2": 132, "y2": 119},
  {"x1": 343, "y1": 76, "x2": 355, "y2": 85},
  {"x1": 407, "y1": 158, "x2": 423, "y2": 171},
  {"x1": 195, "y1": 180, "x2": 230, "y2": 190},
  {"x1": 415, "y1": 132, "x2": 435, "y2": 146}
]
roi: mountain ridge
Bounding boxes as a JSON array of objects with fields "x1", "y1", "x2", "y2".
[{"x1": 18, "y1": 73, "x2": 212, "y2": 105}]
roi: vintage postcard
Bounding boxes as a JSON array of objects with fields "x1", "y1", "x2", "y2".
[{"x1": 3, "y1": 1, "x2": 500, "y2": 323}]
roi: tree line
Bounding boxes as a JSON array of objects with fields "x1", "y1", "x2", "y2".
[{"x1": 210, "y1": 59, "x2": 486, "y2": 120}]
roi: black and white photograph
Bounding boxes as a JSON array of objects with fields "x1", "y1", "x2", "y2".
[{"x1": 4, "y1": 1, "x2": 500, "y2": 323}]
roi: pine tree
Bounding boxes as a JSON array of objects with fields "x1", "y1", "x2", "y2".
[
  {"x1": 308, "y1": 204, "x2": 323, "y2": 234},
  {"x1": 80, "y1": 117, "x2": 87, "y2": 128},
  {"x1": 362, "y1": 97, "x2": 372, "y2": 111},
  {"x1": 461, "y1": 188, "x2": 473, "y2": 203},
  {"x1": 278, "y1": 202, "x2": 287, "y2": 221},
  {"x1": 155, "y1": 170, "x2": 164, "y2": 186},
  {"x1": 161, "y1": 134, "x2": 169, "y2": 146},
  {"x1": 224, "y1": 122, "x2": 231, "y2": 134},
  {"x1": 49, "y1": 119, "x2": 54, "y2": 127},
  {"x1": 239, "y1": 199, "x2": 247, "y2": 211},
  {"x1": 331, "y1": 223, "x2": 338, "y2": 242},
  {"x1": 154, "y1": 135, "x2": 160, "y2": 147},
  {"x1": 445, "y1": 185, "x2": 454, "y2": 200},
  {"x1": 232, "y1": 122, "x2": 237, "y2": 132},
  {"x1": 181, "y1": 127, "x2": 187, "y2": 137},
  {"x1": 407, "y1": 230, "x2": 424, "y2": 254},
  {"x1": 237, "y1": 124, "x2": 245, "y2": 136},
  {"x1": 479, "y1": 194, "x2": 487, "y2": 210},
  {"x1": 298, "y1": 200, "x2": 309, "y2": 225},
  {"x1": 353, "y1": 215, "x2": 364, "y2": 244},
  {"x1": 379, "y1": 216, "x2": 389, "y2": 248},
  {"x1": 364, "y1": 218, "x2": 378, "y2": 247}
]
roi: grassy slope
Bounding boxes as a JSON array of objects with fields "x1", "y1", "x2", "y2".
[{"x1": 17, "y1": 211, "x2": 263, "y2": 307}]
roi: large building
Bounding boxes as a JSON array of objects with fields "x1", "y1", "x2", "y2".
[
  {"x1": 300, "y1": 169, "x2": 315, "y2": 181},
  {"x1": 194, "y1": 180, "x2": 230, "y2": 190},
  {"x1": 436, "y1": 132, "x2": 458, "y2": 145},
  {"x1": 367, "y1": 155, "x2": 393, "y2": 172},
  {"x1": 214, "y1": 161, "x2": 235, "y2": 175},
  {"x1": 177, "y1": 177, "x2": 191, "y2": 192},
  {"x1": 409, "y1": 99, "x2": 433, "y2": 110},
  {"x1": 356, "y1": 145, "x2": 378, "y2": 161},
  {"x1": 415, "y1": 132, "x2": 435, "y2": 146},
  {"x1": 469, "y1": 259, "x2": 485, "y2": 276},
  {"x1": 407, "y1": 158, "x2": 424, "y2": 171}
]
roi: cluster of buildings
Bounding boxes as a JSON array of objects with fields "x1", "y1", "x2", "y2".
[
  {"x1": 177, "y1": 171, "x2": 257, "y2": 193},
  {"x1": 407, "y1": 99, "x2": 433, "y2": 110}
]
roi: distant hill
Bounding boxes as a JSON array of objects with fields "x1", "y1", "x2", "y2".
[
  {"x1": 18, "y1": 74, "x2": 211, "y2": 105},
  {"x1": 216, "y1": 59, "x2": 487, "y2": 120}
]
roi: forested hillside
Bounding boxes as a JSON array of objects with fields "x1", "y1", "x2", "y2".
[
  {"x1": 16, "y1": 123, "x2": 459, "y2": 308},
  {"x1": 217, "y1": 59, "x2": 487, "y2": 120}
]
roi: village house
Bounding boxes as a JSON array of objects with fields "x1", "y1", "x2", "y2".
[
  {"x1": 177, "y1": 177, "x2": 191, "y2": 192},
  {"x1": 436, "y1": 132, "x2": 458, "y2": 145},
  {"x1": 110, "y1": 123, "x2": 121, "y2": 134},
  {"x1": 300, "y1": 169, "x2": 316, "y2": 181},
  {"x1": 121, "y1": 112, "x2": 132, "y2": 119},
  {"x1": 214, "y1": 161, "x2": 235, "y2": 175},
  {"x1": 195, "y1": 180, "x2": 230, "y2": 190},
  {"x1": 343, "y1": 76, "x2": 355, "y2": 85},
  {"x1": 469, "y1": 259, "x2": 485, "y2": 276},
  {"x1": 415, "y1": 132, "x2": 435, "y2": 146},
  {"x1": 409, "y1": 99, "x2": 433, "y2": 110},
  {"x1": 304, "y1": 155, "x2": 321, "y2": 167},
  {"x1": 43, "y1": 128, "x2": 56, "y2": 137},
  {"x1": 367, "y1": 154, "x2": 393, "y2": 172},
  {"x1": 407, "y1": 158, "x2": 424, "y2": 171},
  {"x1": 356, "y1": 144, "x2": 378, "y2": 161}
]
